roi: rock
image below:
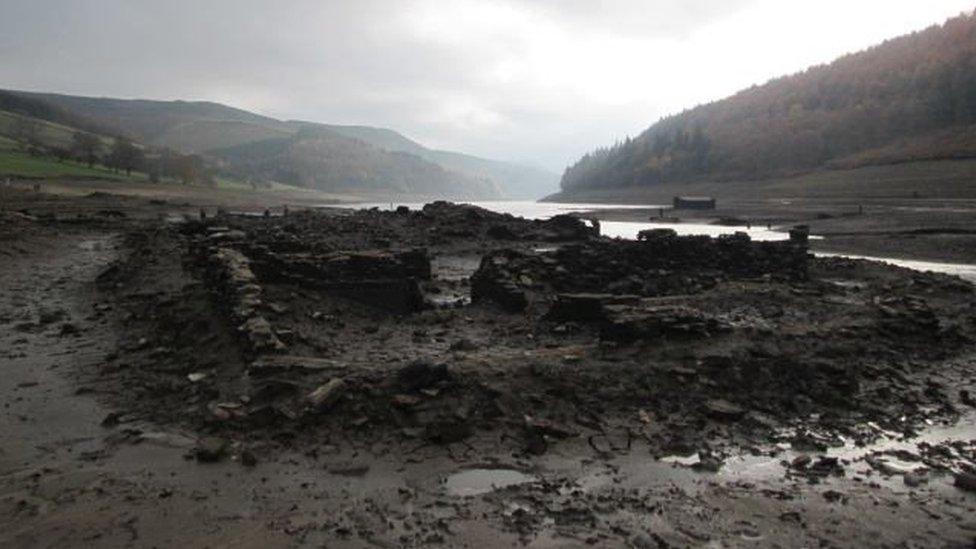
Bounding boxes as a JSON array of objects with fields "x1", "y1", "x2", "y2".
[
  {"x1": 601, "y1": 304, "x2": 726, "y2": 342},
  {"x1": 524, "y1": 416, "x2": 579, "y2": 439},
  {"x1": 822, "y1": 490, "x2": 844, "y2": 503},
  {"x1": 954, "y1": 472, "x2": 976, "y2": 492},
  {"x1": 397, "y1": 361, "x2": 450, "y2": 392},
  {"x1": 546, "y1": 293, "x2": 640, "y2": 322},
  {"x1": 449, "y1": 338, "x2": 479, "y2": 352},
  {"x1": 391, "y1": 394, "x2": 422, "y2": 408},
  {"x1": 207, "y1": 230, "x2": 247, "y2": 242},
  {"x1": 791, "y1": 455, "x2": 813, "y2": 469},
  {"x1": 693, "y1": 453, "x2": 725, "y2": 472},
  {"x1": 240, "y1": 449, "x2": 258, "y2": 467},
  {"x1": 487, "y1": 224, "x2": 519, "y2": 240},
  {"x1": 630, "y1": 533, "x2": 656, "y2": 549},
  {"x1": 195, "y1": 437, "x2": 230, "y2": 463},
  {"x1": 424, "y1": 419, "x2": 473, "y2": 444},
  {"x1": 705, "y1": 399, "x2": 746, "y2": 421},
  {"x1": 101, "y1": 412, "x2": 124, "y2": 428},
  {"x1": 307, "y1": 378, "x2": 347, "y2": 410},
  {"x1": 239, "y1": 316, "x2": 286, "y2": 352},
  {"x1": 904, "y1": 471, "x2": 928, "y2": 487}
]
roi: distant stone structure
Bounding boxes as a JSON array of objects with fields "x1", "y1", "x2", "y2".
[{"x1": 673, "y1": 196, "x2": 716, "y2": 210}]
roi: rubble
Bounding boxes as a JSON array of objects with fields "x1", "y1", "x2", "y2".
[
  {"x1": 84, "y1": 202, "x2": 976, "y2": 475},
  {"x1": 307, "y1": 378, "x2": 347, "y2": 410},
  {"x1": 205, "y1": 247, "x2": 284, "y2": 353},
  {"x1": 954, "y1": 472, "x2": 976, "y2": 492}
]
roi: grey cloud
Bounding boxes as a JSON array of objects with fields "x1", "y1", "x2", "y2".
[{"x1": 0, "y1": 0, "x2": 962, "y2": 171}]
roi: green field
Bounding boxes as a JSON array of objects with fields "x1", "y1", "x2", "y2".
[{"x1": 0, "y1": 149, "x2": 137, "y2": 180}]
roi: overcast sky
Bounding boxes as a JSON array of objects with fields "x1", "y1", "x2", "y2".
[{"x1": 1, "y1": 1, "x2": 972, "y2": 171}]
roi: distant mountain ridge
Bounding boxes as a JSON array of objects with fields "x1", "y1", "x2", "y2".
[
  {"x1": 2, "y1": 90, "x2": 557, "y2": 199},
  {"x1": 560, "y1": 11, "x2": 976, "y2": 194}
]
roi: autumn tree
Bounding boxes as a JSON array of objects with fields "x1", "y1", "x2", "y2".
[
  {"x1": 71, "y1": 132, "x2": 101, "y2": 167},
  {"x1": 107, "y1": 136, "x2": 144, "y2": 176}
]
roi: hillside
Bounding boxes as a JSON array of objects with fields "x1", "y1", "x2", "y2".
[
  {"x1": 306, "y1": 123, "x2": 559, "y2": 199},
  {"x1": 4, "y1": 90, "x2": 555, "y2": 198},
  {"x1": 561, "y1": 12, "x2": 976, "y2": 194},
  {"x1": 211, "y1": 127, "x2": 500, "y2": 199}
]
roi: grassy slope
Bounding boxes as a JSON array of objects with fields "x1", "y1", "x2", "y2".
[
  {"x1": 0, "y1": 110, "x2": 114, "y2": 149},
  {"x1": 0, "y1": 149, "x2": 132, "y2": 180}
]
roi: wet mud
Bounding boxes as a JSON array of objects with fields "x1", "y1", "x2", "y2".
[{"x1": 1, "y1": 189, "x2": 976, "y2": 547}]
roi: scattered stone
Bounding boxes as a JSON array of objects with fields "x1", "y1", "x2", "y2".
[
  {"x1": 101, "y1": 411, "x2": 124, "y2": 428},
  {"x1": 240, "y1": 449, "x2": 258, "y2": 467},
  {"x1": 705, "y1": 399, "x2": 746, "y2": 421},
  {"x1": 397, "y1": 361, "x2": 450, "y2": 392},
  {"x1": 954, "y1": 472, "x2": 976, "y2": 493},
  {"x1": 307, "y1": 378, "x2": 347, "y2": 410},
  {"x1": 904, "y1": 471, "x2": 928, "y2": 487},
  {"x1": 195, "y1": 437, "x2": 230, "y2": 463}
]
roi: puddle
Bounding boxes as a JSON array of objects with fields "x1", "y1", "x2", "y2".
[
  {"x1": 817, "y1": 252, "x2": 976, "y2": 283},
  {"x1": 428, "y1": 254, "x2": 479, "y2": 307},
  {"x1": 715, "y1": 413, "x2": 976, "y2": 485},
  {"x1": 445, "y1": 468, "x2": 538, "y2": 497}
]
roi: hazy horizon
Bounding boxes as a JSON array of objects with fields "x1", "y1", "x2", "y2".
[{"x1": 2, "y1": 0, "x2": 972, "y2": 171}]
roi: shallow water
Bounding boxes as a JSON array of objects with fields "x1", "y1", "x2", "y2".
[
  {"x1": 339, "y1": 200, "x2": 662, "y2": 220},
  {"x1": 599, "y1": 220, "x2": 794, "y2": 241},
  {"x1": 817, "y1": 252, "x2": 976, "y2": 283},
  {"x1": 444, "y1": 468, "x2": 538, "y2": 496},
  {"x1": 340, "y1": 201, "x2": 976, "y2": 280}
]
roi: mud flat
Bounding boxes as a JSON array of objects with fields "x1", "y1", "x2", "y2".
[{"x1": 2, "y1": 187, "x2": 976, "y2": 547}]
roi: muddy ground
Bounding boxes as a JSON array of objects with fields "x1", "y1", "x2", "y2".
[{"x1": 2, "y1": 185, "x2": 976, "y2": 548}]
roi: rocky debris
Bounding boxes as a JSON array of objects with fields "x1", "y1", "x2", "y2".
[
  {"x1": 704, "y1": 399, "x2": 746, "y2": 421},
  {"x1": 471, "y1": 251, "x2": 530, "y2": 312},
  {"x1": 540, "y1": 214, "x2": 599, "y2": 241},
  {"x1": 547, "y1": 293, "x2": 641, "y2": 322},
  {"x1": 206, "y1": 247, "x2": 284, "y2": 353},
  {"x1": 396, "y1": 361, "x2": 450, "y2": 393},
  {"x1": 954, "y1": 472, "x2": 976, "y2": 492},
  {"x1": 420, "y1": 201, "x2": 597, "y2": 242},
  {"x1": 251, "y1": 248, "x2": 431, "y2": 283},
  {"x1": 546, "y1": 293, "x2": 728, "y2": 341},
  {"x1": 472, "y1": 231, "x2": 809, "y2": 312},
  {"x1": 307, "y1": 378, "x2": 347, "y2": 410},
  {"x1": 239, "y1": 246, "x2": 429, "y2": 314},
  {"x1": 79, "y1": 200, "x2": 976, "y2": 476},
  {"x1": 602, "y1": 304, "x2": 727, "y2": 341},
  {"x1": 249, "y1": 355, "x2": 346, "y2": 374},
  {"x1": 194, "y1": 437, "x2": 230, "y2": 463},
  {"x1": 240, "y1": 448, "x2": 258, "y2": 467}
]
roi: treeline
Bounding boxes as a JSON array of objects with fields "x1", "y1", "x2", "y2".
[
  {"x1": 7, "y1": 114, "x2": 212, "y2": 185},
  {"x1": 562, "y1": 11, "x2": 976, "y2": 191}
]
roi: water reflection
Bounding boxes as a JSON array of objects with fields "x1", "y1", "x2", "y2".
[
  {"x1": 339, "y1": 201, "x2": 975, "y2": 281},
  {"x1": 599, "y1": 221, "x2": 791, "y2": 241},
  {"x1": 340, "y1": 200, "x2": 661, "y2": 220}
]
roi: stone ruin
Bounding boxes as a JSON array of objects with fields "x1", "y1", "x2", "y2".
[{"x1": 472, "y1": 228, "x2": 810, "y2": 340}]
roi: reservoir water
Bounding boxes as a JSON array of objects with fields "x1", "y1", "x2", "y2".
[{"x1": 340, "y1": 200, "x2": 976, "y2": 282}]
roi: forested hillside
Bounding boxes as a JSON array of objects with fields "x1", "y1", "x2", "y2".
[{"x1": 562, "y1": 12, "x2": 976, "y2": 192}]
